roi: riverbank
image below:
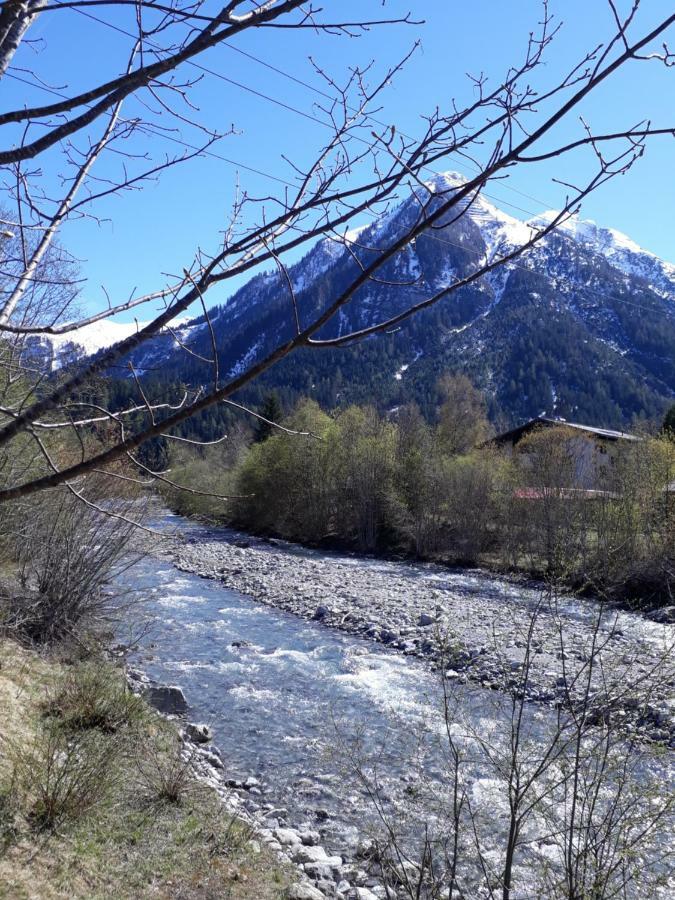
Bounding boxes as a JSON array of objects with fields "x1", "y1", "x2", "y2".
[
  {"x1": 0, "y1": 638, "x2": 293, "y2": 899},
  {"x1": 112, "y1": 517, "x2": 675, "y2": 898},
  {"x1": 169, "y1": 521, "x2": 675, "y2": 746}
]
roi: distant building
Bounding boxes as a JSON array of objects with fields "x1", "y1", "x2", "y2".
[
  {"x1": 489, "y1": 416, "x2": 639, "y2": 492},
  {"x1": 490, "y1": 416, "x2": 639, "y2": 450}
]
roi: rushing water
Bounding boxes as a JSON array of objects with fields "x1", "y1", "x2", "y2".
[{"x1": 119, "y1": 516, "x2": 674, "y2": 897}]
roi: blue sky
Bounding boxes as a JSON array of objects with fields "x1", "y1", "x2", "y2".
[{"x1": 4, "y1": 0, "x2": 674, "y2": 320}]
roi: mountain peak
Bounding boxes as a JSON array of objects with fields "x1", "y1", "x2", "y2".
[{"x1": 423, "y1": 171, "x2": 467, "y2": 194}]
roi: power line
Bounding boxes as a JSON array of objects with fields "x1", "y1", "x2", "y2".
[
  {"x1": 72, "y1": 6, "x2": 551, "y2": 222},
  {"x1": 4, "y1": 71, "x2": 296, "y2": 187},
  {"x1": 3, "y1": 72, "x2": 670, "y2": 321},
  {"x1": 216, "y1": 32, "x2": 561, "y2": 214}
]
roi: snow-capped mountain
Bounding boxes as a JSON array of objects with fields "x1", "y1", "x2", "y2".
[
  {"x1": 26, "y1": 317, "x2": 196, "y2": 370},
  {"x1": 528, "y1": 211, "x2": 675, "y2": 301},
  {"x1": 51, "y1": 320, "x2": 151, "y2": 364},
  {"x1": 99, "y1": 172, "x2": 675, "y2": 427}
]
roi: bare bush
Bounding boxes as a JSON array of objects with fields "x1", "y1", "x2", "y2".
[
  {"x1": 43, "y1": 662, "x2": 147, "y2": 735},
  {"x1": 1, "y1": 479, "x2": 147, "y2": 645},
  {"x1": 588, "y1": 436, "x2": 675, "y2": 603},
  {"x1": 0, "y1": 773, "x2": 18, "y2": 853},
  {"x1": 338, "y1": 593, "x2": 675, "y2": 899},
  {"x1": 135, "y1": 728, "x2": 200, "y2": 807},
  {"x1": 6, "y1": 722, "x2": 120, "y2": 831}
]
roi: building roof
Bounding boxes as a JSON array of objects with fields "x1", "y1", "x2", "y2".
[
  {"x1": 514, "y1": 487, "x2": 620, "y2": 500},
  {"x1": 491, "y1": 416, "x2": 639, "y2": 446}
]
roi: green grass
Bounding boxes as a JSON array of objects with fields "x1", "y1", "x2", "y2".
[{"x1": 0, "y1": 640, "x2": 292, "y2": 899}]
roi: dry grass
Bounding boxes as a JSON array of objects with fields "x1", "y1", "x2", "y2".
[
  {"x1": 0, "y1": 639, "x2": 292, "y2": 899},
  {"x1": 42, "y1": 662, "x2": 147, "y2": 735}
]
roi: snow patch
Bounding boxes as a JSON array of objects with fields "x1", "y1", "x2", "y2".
[
  {"x1": 228, "y1": 337, "x2": 263, "y2": 378},
  {"x1": 393, "y1": 350, "x2": 423, "y2": 381},
  {"x1": 48, "y1": 318, "x2": 152, "y2": 358}
]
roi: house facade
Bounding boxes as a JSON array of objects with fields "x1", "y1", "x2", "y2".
[{"x1": 490, "y1": 416, "x2": 639, "y2": 490}]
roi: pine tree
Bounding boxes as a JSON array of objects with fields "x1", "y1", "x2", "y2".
[
  {"x1": 662, "y1": 404, "x2": 675, "y2": 436},
  {"x1": 254, "y1": 392, "x2": 283, "y2": 442}
]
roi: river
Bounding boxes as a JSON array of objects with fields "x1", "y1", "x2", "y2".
[{"x1": 118, "y1": 515, "x2": 674, "y2": 899}]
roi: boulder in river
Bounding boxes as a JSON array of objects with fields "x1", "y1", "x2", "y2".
[
  {"x1": 185, "y1": 722, "x2": 212, "y2": 744},
  {"x1": 143, "y1": 684, "x2": 188, "y2": 715},
  {"x1": 313, "y1": 605, "x2": 330, "y2": 621}
]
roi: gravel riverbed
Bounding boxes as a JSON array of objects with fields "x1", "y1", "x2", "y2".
[{"x1": 169, "y1": 525, "x2": 675, "y2": 744}]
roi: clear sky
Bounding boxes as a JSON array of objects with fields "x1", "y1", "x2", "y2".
[{"x1": 4, "y1": 0, "x2": 674, "y2": 320}]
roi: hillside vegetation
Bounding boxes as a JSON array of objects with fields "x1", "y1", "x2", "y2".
[
  {"x1": 163, "y1": 388, "x2": 675, "y2": 608},
  {"x1": 0, "y1": 640, "x2": 291, "y2": 899}
]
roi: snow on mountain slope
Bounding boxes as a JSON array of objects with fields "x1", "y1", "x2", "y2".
[
  {"x1": 529, "y1": 211, "x2": 675, "y2": 299},
  {"x1": 48, "y1": 319, "x2": 152, "y2": 359},
  {"x1": 424, "y1": 172, "x2": 536, "y2": 256},
  {"x1": 94, "y1": 169, "x2": 674, "y2": 427},
  {"x1": 41, "y1": 316, "x2": 194, "y2": 368}
]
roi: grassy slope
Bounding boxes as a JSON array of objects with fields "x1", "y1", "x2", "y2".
[{"x1": 0, "y1": 639, "x2": 291, "y2": 899}]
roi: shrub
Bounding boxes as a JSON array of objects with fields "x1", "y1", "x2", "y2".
[
  {"x1": 2, "y1": 480, "x2": 144, "y2": 646},
  {"x1": 135, "y1": 730, "x2": 198, "y2": 806},
  {"x1": 0, "y1": 777, "x2": 18, "y2": 853},
  {"x1": 9, "y1": 723, "x2": 119, "y2": 830},
  {"x1": 43, "y1": 663, "x2": 146, "y2": 735}
]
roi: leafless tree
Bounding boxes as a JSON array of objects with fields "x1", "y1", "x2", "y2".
[
  {"x1": 0, "y1": 1, "x2": 673, "y2": 506},
  {"x1": 337, "y1": 591, "x2": 675, "y2": 899}
]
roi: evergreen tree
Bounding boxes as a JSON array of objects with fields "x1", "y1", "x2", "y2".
[
  {"x1": 254, "y1": 392, "x2": 283, "y2": 442},
  {"x1": 663, "y1": 404, "x2": 675, "y2": 436}
]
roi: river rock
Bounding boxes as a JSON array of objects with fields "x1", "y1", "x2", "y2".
[
  {"x1": 651, "y1": 606, "x2": 675, "y2": 624},
  {"x1": 126, "y1": 667, "x2": 150, "y2": 689},
  {"x1": 293, "y1": 844, "x2": 327, "y2": 864},
  {"x1": 299, "y1": 828, "x2": 321, "y2": 846},
  {"x1": 313, "y1": 605, "x2": 330, "y2": 621},
  {"x1": 355, "y1": 837, "x2": 377, "y2": 860},
  {"x1": 243, "y1": 776, "x2": 261, "y2": 790},
  {"x1": 418, "y1": 612, "x2": 437, "y2": 627},
  {"x1": 288, "y1": 884, "x2": 325, "y2": 900},
  {"x1": 355, "y1": 888, "x2": 380, "y2": 900},
  {"x1": 143, "y1": 684, "x2": 188, "y2": 715},
  {"x1": 185, "y1": 722, "x2": 212, "y2": 744},
  {"x1": 275, "y1": 827, "x2": 301, "y2": 846},
  {"x1": 293, "y1": 845, "x2": 341, "y2": 866},
  {"x1": 200, "y1": 750, "x2": 223, "y2": 769},
  {"x1": 303, "y1": 860, "x2": 337, "y2": 882}
]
